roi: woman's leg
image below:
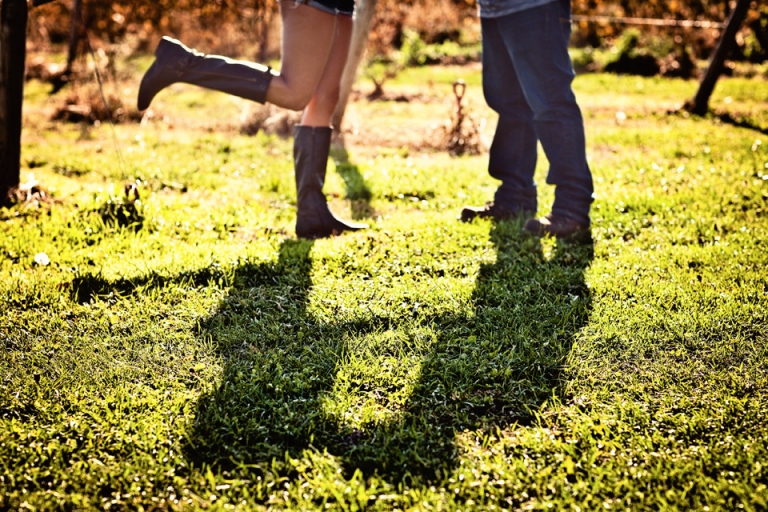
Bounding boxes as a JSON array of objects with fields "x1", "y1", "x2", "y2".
[
  {"x1": 292, "y1": 14, "x2": 366, "y2": 238},
  {"x1": 300, "y1": 14, "x2": 353, "y2": 127},
  {"x1": 138, "y1": 2, "x2": 338, "y2": 112},
  {"x1": 265, "y1": 2, "x2": 338, "y2": 111}
]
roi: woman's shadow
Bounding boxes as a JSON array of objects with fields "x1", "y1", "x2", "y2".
[{"x1": 188, "y1": 223, "x2": 594, "y2": 484}]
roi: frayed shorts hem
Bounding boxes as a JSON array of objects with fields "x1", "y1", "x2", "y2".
[{"x1": 281, "y1": 0, "x2": 354, "y2": 17}]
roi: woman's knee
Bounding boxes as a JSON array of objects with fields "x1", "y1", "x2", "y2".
[
  {"x1": 274, "y1": 72, "x2": 342, "y2": 112},
  {"x1": 280, "y1": 86, "x2": 316, "y2": 111},
  {"x1": 283, "y1": 88, "x2": 340, "y2": 113},
  {"x1": 283, "y1": 96, "x2": 311, "y2": 112}
]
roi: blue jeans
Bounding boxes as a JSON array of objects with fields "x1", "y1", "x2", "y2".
[{"x1": 482, "y1": 0, "x2": 593, "y2": 225}]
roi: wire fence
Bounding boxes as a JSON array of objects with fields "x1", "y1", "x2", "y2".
[{"x1": 571, "y1": 14, "x2": 726, "y2": 30}]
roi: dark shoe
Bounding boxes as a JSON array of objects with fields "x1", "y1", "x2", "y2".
[
  {"x1": 138, "y1": 36, "x2": 275, "y2": 111},
  {"x1": 460, "y1": 202, "x2": 531, "y2": 223},
  {"x1": 294, "y1": 126, "x2": 368, "y2": 239},
  {"x1": 524, "y1": 213, "x2": 588, "y2": 239}
]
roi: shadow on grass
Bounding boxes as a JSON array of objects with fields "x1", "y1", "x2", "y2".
[
  {"x1": 68, "y1": 223, "x2": 593, "y2": 487},
  {"x1": 713, "y1": 111, "x2": 768, "y2": 136},
  {"x1": 330, "y1": 144, "x2": 375, "y2": 221},
  {"x1": 185, "y1": 223, "x2": 593, "y2": 485}
]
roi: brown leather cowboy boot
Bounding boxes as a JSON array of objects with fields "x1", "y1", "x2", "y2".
[
  {"x1": 523, "y1": 213, "x2": 589, "y2": 239},
  {"x1": 293, "y1": 126, "x2": 368, "y2": 239},
  {"x1": 138, "y1": 37, "x2": 277, "y2": 111}
]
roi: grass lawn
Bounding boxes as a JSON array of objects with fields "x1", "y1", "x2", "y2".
[{"x1": 2, "y1": 62, "x2": 768, "y2": 510}]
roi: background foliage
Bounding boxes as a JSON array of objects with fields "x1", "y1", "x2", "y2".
[
  {"x1": 26, "y1": 0, "x2": 768, "y2": 64},
  {"x1": 3, "y1": 65, "x2": 768, "y2": 509}
]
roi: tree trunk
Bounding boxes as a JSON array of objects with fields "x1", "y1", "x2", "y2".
[
  {"x1": 331, "y1": 0, "x2": 379, "y2": 134},
  {"x1": 256, "y1": 3, "x2": 274, "y2": 63},
  {"x1": 65, "y1": 0, "x2": 83, "y2": 75},
  {"x1": 0, "y1": 0, "x2": 28, "y2": 206},
  {"x1": 686, "y1": 0, "x2": 751, "y2": 116}
]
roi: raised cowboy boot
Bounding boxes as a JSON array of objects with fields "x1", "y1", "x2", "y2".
[
  {"x1": 138, "y1": 37, "x2": 277, "y2": 111},
  {"x1": 294, "y1": 126, "x2": 368, "y2": 239}
]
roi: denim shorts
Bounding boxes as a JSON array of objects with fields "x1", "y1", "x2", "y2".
[{"x1": 284, "y1": 0, "x2": 355, "y2": 17}]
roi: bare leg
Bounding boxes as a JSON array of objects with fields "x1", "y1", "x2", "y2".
[
  {"x1": 137, "y1": 3, "x2": 340, "y2": 111},
  {"x1": 301, "y1": 15, "x2": 353, "y2": 127},
  {"x1": 265, "y1": 3, "x2": 337, "y2": 111}
]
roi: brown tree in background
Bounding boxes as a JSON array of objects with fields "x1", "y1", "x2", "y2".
[
  {"x1": 1, "y1": 0, "x2": 28, "y2": 206},
  {"x1": 686, "y1": 0, "x2": 753, "y2": 115}
]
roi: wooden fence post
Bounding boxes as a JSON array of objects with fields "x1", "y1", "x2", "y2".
[
  {"x1": 0, "y1": 0, "x2": 28, "y2": 206},
  {"x1": 686, "y1": 0, "x2": 751, "y2": 116}
]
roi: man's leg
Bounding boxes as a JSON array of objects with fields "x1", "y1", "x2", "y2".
[
  {"x1": 462, "y1": 16, "x2": 538, "y2": 222},
  {"x1": 492, "y1": 1, "x2": 593, "y2": 228}
]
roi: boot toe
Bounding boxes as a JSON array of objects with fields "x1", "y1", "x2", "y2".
[
  {"x1": 137, "y1": 65, "x2": 160, "y2": 111},
  {"x1": 341, "y1": 220, "x2": 368, "y2": 232},
  {"x1": 460, "y1": 206, "x2": 483, "y2": 222},
  {"x1": 296, "y1": 213, "x2": 368, "y2": 239},
  {"x1": 137, "y1": 38, "x2": 190, "y2": 111},
  {"x1": 523, "y1": 214, "x2": 588, "y2": 239}
]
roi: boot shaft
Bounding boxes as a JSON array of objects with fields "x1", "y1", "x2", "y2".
[
  {"x1": 293, "y1": 125, "x2": 333, "y2": 208},
  {"x1": 138, "y1": 37, "x2": 276, "y2": 110},
  {"x1": 293, "y1": 125, "x2": 368, "y2": 238}
]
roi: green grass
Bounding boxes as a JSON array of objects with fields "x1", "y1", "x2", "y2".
[{"x1": 2, "y1": 66, "x2": 768, "y2": 510}]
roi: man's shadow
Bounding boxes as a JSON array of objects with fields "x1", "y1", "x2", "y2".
[{"x1": 187, "y1": 223, "x2": 593, "y2": 484}]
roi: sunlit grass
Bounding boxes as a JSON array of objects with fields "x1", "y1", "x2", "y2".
[{"x1": 2, "y1": 66, "x2": 767, "y2": 510}]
